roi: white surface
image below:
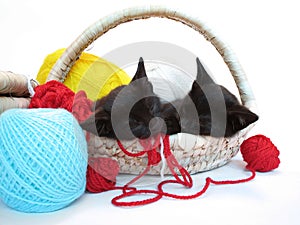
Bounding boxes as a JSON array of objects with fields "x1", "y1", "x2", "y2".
[{"x1": 1, "y1": 0, "x2": 300, "y2": 225}]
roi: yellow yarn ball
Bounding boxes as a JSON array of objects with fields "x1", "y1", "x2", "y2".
[{"x1": 36, "y1": 48, "x2": 131, "y2": 101}]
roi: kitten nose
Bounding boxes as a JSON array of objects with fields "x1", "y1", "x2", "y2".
[{"x1": 149, "y1": 117, "x2": 166, "y2": 135}]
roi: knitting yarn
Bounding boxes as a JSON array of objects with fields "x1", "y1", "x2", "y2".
[
  {"x1": 86, "y1": 157, "x2": 120, "y2": 193},
  {"x1": 29, "y1": 80, "x2": 93, "y2": 123},
  {"x1": 0, "y1": 108, "x2": 88, "y2": 213},
  {"x1": 240, "y1": 134, "x2": 280, "y2": 172},
  {"x1": 36, "y1": 48, "x2": 131, "y2": 101},
  {"x1": 111, "y1": 134, "x2": 281, "y2": 207},
  {"x1": 29, "y1": 80, "x2": 75, "y2": 112}
]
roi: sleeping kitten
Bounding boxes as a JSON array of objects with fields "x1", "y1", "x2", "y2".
[
  {"x1": 161, "y1": 58, "x2": 258, "y2": 137},
  {"x1": 80, "y1": 57, "x2": 162, "y2": 140}
]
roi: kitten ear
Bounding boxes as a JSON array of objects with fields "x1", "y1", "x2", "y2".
[
  {"x1": 228, "y1": 105, "x2": 259, "y2": 132},
  {"x1": 80, "y1": 108, "x2": 112, "y2": 136},
  {"x1": 195, "y1": 57, "x2": 215, "y2": 85},
  {"x1": 131, "y1": 57, "x2": 147, "y2": 82}
]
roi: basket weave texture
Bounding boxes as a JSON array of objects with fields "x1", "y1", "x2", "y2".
[{"x1": 88, "y1": 131, "x2": 249, "y2": 175}]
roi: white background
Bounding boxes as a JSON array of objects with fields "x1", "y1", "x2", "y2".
[{"x1": 1, "y1": 0, "x2": 300, "y2": 225}]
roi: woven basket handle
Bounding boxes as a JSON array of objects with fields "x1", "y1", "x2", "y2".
[{"x1": 47, "y1": 6, "x2": 256, "y2": 110}]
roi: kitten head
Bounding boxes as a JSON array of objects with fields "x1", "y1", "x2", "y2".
[
  {"x1": 80, "y1": 57, "x2": 162, "y2": 140},
  {"x1": 188, "y1": 57, "x2": 258, "y2": 137},
  {"x1": 79, "y1": 85, "x2": 123, "y2": 138}
]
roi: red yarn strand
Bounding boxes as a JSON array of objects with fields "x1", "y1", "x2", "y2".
[
  {"x1": 121, "y1": 166, "x2": 151, "y2": 193},
  {"x1": 28, "y1": 80, "x2": 274, "y2": 206},
  {"x1": 111, "y1": 189, "x2": 163, "y2": 207},
  {"x1": 116, "y1": 139, "x2": 162, "y2": 192},
  {"x1": 164, "y1": 136, "x2": 193, "y2": 187},
  {"x1": 117, "y1": 140, "x2": 147, "y2": 157},
  {"x1": 112, "y1": 135, "x2": 257, "y2": 207}
]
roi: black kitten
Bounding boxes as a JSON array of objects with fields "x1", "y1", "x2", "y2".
[
  {"x1": 161, "y1": 58, "x2": 258, "y2": 137},
  {"x1": 80, "y1": 57, "x2": 162, "y2": 140}
]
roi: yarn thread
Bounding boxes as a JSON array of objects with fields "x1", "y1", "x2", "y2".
[
  {"x1": 29, "y1": 80, "x2": 119, "y2": 192},
  {"x1": 116, "y1": 135, "x2": 162, "y2": 191},
  {"x1": 29, "y1": 80, "x2": 76, "y2": 113},
  {"x1": 27, "y1": 78, "x2": 37, "y2": 97},
  {"x1": 86, "y1": 157, "x2": 120, "y2": 193},
  {"x1": 159, "y1": 136, "x2": 166, "y2": 179},
  {"x1": 36, "y1": 48, "x2": 131, "y2": 101},
  {"x1": 240, "y1": 134, "x2": 280, "y2": 172},
  {"x1": 111, "y1": 135, "x2": 257, "y2": 206},
  {"x1": 27, "y1": 80, "x2": 280, "y2": 207},
  {"x1": 112, "y1": 133, "x2": 279, "y2": 207},
  {"x1": 0, "y1": 108, "x2": 88, "y2": 213},
  {"x1": 29, "y1": 80, "x2": 93, "y2": 123}
]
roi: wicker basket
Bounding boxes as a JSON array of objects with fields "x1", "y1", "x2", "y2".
[{"x1": 46, "y1": 6, "x2": 257, "y2": 175}]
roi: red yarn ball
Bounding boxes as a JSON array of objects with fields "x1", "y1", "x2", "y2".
[
  {"x1": 86, "y1": 157, "x2": 120, "y2": 193},
  {"x1": 240, "y1": 135, "x2": 280, "y2": 172},
  {"x1": 29, "y1": 81, "x2": 93, "y2": 122},
  {"x1": 72, "y1": 90, "x2": 94, "y2": 123},
  {"x1": 29, "y1": 80, "x2": 75, "y2": 112}
]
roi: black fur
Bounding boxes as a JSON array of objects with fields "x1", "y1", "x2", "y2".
[
  {"x1": 161, "y1": 58, "x2": 259, "y2": 137},
  {"x1": 80, "y1": 57, "x2": 162, "y2": 140}
]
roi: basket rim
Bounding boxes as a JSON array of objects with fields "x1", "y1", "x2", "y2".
[{"x1": 46, "y1": 5, "x2": 256, "y2": 111}]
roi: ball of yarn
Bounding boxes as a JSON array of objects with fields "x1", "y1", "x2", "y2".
[
  {"x1": 0, "y1": 108, "x2": 88, "y2": 213},
  {"x1": 29, "y1": 80, "x2": 75, "y2": 111},
  {"x1": 35, "y1": 48, "x2": 131, "y2": 101},
  {"x1": 240, "y1": 134, "x2": 280, "y2": 172},
  {"x1": 86, "y1": 157, "x2": 119, "y2": 193},
  {"x1": 29, "y1": 80, "x2": 93, "y2": 123}
]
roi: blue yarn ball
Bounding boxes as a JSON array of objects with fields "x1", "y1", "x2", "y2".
[{"x1": 0, "y1": 108, "x2": 88, "y2": 213}]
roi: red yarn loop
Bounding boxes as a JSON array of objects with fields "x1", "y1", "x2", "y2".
[
  {"x1": 240, "y1": 134, "x2": 280, "y2": 172},
  {"x1": 29, "y1": 81, "x2": 280, "y2": 206},
  {"x1": 115, "y1": 135, "x2": 163, "y2": 191},
  {"x1": 112, "y1": 135, "x2": 257, "y2": 207}
]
